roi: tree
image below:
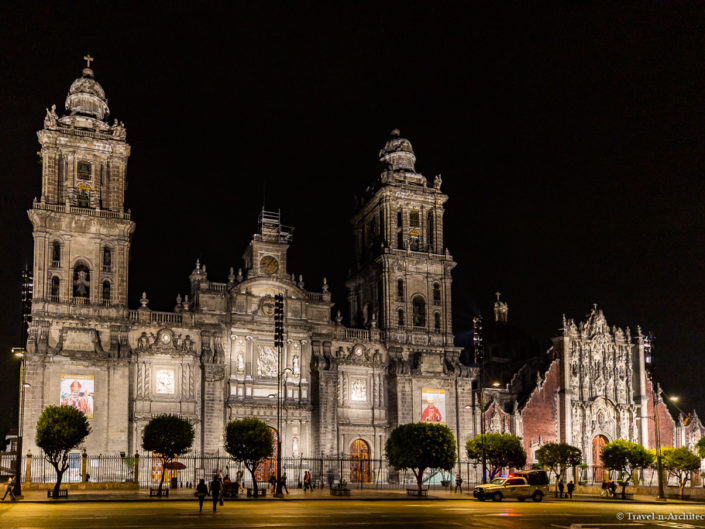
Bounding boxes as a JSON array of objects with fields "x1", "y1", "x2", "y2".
[
  {"x1": 225, "y1": 418, "x2": 274, "y2": 497},
  {"x1": 601, "y1": 439, "x2": 653, "y2": 499},
  {"x1": 385, "y1": 423, "x2": 457, "y2": 495},
  {"x1": 535, "y1": 442, "x2": 582, "y2": 494},
  {"x1": 695, "y1": 436, "x2": 705, "y2": 460},
  {"x1": 661, "y1": 446, "x2": 701, "y2": 499},
  {"x1": 35, "y1": 405, "x2": 91, "y2": 498},
  {"x1": 141, "y1": 414, "x2": 194, "y2": 494},
  {"x1": 466, "y1": 433, "x2": 527, "y2": 481}
]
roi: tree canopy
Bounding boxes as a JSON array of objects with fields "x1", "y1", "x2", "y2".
[
  {"x1": 661, "y1": 446, "x2": 701, "y2": 498},
  {"x1": 35, "y1": 405, "x2": 91, "y2": 498},
  {"x1": 225, "y1": 418, "x2": 274, "y2": 496},
  {"x1": 141, "y1": 414, "x2": 194, "y2": 493},
  {"x1": 535, "y1": 442, "x2": 582, "y2": 491},
  {"x1": 601, "y1": 439, "x2": 653, "y2": 498},
  {"x1": 385, "y1": 422, "x2": 457, "y2": 494},
  {"x1": 466, "y1": 433, "x2": 526, "y2": 481},
  {"x1": 695, "y1": 436, "x2": 705, "y2": 459}
]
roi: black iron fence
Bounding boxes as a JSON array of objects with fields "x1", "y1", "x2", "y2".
[{"x1": 1, "y1": 452, "x2": 687, "y2": 489}]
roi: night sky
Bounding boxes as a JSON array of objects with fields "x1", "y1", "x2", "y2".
[{"x1": 1, "y1": 2, "x2": 704, "y2": 427}]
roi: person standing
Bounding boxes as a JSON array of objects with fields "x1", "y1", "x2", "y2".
[
  {"x1": 454, "y1": 473, "x2": 463, "y2": 493},
  {"x1": 209, "y1": 474, "x2": 222, "y2": 512},
  {"x1": 218, "y1": 470, "x2": 225, "y2": 506},
  {"x1": 281, "y1": 472, "x2": 289, "y2": 494},
  {"x1": 558, "y1": 478, "x2": 565, "y2": 498},
  {"x1": 566, "y1": 481, "x2": 575, "y2": 499},
  {"x1": 1, "y1": 476, "x2": 16, "y2": 502},
  {"x1": 303, "y1": 470, "x2": 312, "y2": 492},
  {"x1": 269, "y1": 474, "x2": 276, "y2": 494},
  {"x1": 327, "y1": 468, "x2": 334, "y2": 490},
  {"x1": 195, "y1": 478, "x2": 208, "y2": 512}
]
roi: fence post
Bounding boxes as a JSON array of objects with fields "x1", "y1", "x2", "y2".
[
  {"x1": 25, "y1": 451, "x2": 32, "y2": 484},
  {"x1": 134, "y1": 453, "x2": 140, "y2": 485},
  {"x1": 81, "y1": 450, "x2": 88, "y2": 483}
]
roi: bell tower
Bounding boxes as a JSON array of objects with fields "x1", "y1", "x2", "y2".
[
  {"x1": 29, "y1": 56, "x2": 134, "y2": 310},
  {"x1": 345, "y1": 130, "x2": 455, "y2": 337}
]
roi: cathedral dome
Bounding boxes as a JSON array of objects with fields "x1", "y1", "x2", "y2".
[
  {"x1": 64, "y1": 67, "x2": 110, "y2": 121},
  {"x1": 379, "y1": 129, "x2": 416, "y2": 172}
]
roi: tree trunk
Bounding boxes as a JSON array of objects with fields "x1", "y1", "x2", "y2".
[
  {"x1": 416, "y1": 468, "x2": 425, "y2": 495},
  {"x1": 621, "y1": 483, "x2": 627, "y2": 500},
  {"x1": 158, "y1": 458, "x2": 167, "y2": 495},
  {"x1": 247, "y1": 464, "x2": 258, "y2": 496},
  {"x1": 53, "y1": 467, "x2": 64, "y2": 499},
  {"x1": 680, "y1": 477, "x2": 686, "y2": 499}
]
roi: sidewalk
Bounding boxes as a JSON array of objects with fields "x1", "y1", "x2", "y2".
[{"x1": 7, "y1": 487, "x2": 704, "y2": 504}]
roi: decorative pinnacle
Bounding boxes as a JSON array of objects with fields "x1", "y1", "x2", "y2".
[
  {"x1": 83, "y1": 54, "x2": 94, "y2": 68},
  {"x1": 495, "y1": 291, "x2": 501, "y2": 301}
]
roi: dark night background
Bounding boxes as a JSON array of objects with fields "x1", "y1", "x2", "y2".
[{"x1": 1, "y1": 2, "x2": 704, "y2": 430}]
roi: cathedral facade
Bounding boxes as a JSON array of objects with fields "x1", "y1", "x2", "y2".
[
  {"x1": 21, "y1": 62, "x2": 700, "y2": 476},
  {"x1": 22, "y1": 63, "x2": 475, "y2": 461}
]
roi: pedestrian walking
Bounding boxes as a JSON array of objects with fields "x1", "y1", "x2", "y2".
[
  {"x1": 281, "y1": 472, "x2": 289, "y2": 494},
  {"x1": 454, "y1": 473, "x2": 463, "y2": 493},
  {"x1": 327, "y1": 468, "x2": 334, "y2": 490},
  {"x1": 195, "y1": 478, "x2": 208, "y2": 512},
  {"x1": 1, "y1": 476, "x2": 16, "y2": 501},
  {"x1": 600, "y1": 481, "x2": 607, "y2": 496},
  {"x1": 558, "y1": 478, "x2": 564, "y2": 498},
  {"x1": 566, "y1": 481, "x2": 574, "y2": 499},
  {"x1": 209, "y1": 474, "x2": 222, "y2": 512},
  {"x1": 269, "y1": 474, "x2": 277, "y2": 493},
  {"x1": 609, "y1": 481, "x2": 617, "y2": 498},
  {"x1": 218, "y1": 469, "x2": 225, "y2": 505},
  {"x1": 303, "y1": 470, "x2": 312, "y2": 492}
]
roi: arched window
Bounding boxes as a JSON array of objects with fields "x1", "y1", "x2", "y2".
[
  {"x1": 51, "y1": 241, "x2": 61, "y2": 267},
  {"x1": 427, "y1": 211, "x2": 434, "y2": 250},
  {"x1": 102, "y1": 280, "x2": 111, "y2": 303},
  {"x1": 50, "y1": 276, "x2": 60, "y2": 299},
  {"x1": 412, "y1": 295, "x2": 426, "y2": 327},
  {"x1": 397, "y1": 309, "x2": 404, "y2": 327},
  {"x1": 103, "y1": 246, "x2": 112, "y2": 271},
  {"x1": 433, "y1": 283, "x2": 441, "y2": 305},
  {"x1": 73, "y1": 262, "x2": 90, "y2": 299},
  {"x1": 434, "y1": 312, "x2": 441, "y2": 332},
  {"x1": 396, "y1": 279, "x2": 404, "y2": 301}
]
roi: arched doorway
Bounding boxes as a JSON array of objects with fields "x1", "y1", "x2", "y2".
[
  {"x1": 592, "y1": 435, "x2": 608, "y2": 483},
  {"x1": 255, "y1": 428, "x2": 279, "y2": 483},
  {"x1": 349, "y1": 439, "x2": 370, "y2": 483}
]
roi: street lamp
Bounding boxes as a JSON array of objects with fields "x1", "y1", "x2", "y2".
[
  {"x1": 12, "y1": 347, "x2": 30, "y2": 497},
  {"x1": 273, "y1": 294, "x2": 285, "y2": 498}
]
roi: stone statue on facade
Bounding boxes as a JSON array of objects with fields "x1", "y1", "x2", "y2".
[{"x1": 44, "y1": 104, "x2": 58, "y2": 128}]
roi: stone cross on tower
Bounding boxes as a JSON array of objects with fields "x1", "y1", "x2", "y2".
[
  {"x1": 495, "y1": 291, "x2": 501, "y2": 302},
  {"x1": 494, "y1": 291, "x2": 508, "y2": 323},
  {"x1": 83, "y1": 54, "x2": 94, "y2": 68}
]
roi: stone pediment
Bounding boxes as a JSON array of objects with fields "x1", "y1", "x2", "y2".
[
  {"x1": 135, "y1": 328, "x2": 195, "y2": 355},
  {"x1": 337, "y1": 344, "x2": 384, "y2": 367}
]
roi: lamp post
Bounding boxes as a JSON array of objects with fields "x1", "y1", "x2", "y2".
[
  {"x1": 637, "y1": 410, "x2": 665, "y2": 501},
  {"x1": 12, "y1": 347, "x2": 30, "y2": 497},
  {"x1": 273, "y1": 294, "x2": 285, "y2": 498}
]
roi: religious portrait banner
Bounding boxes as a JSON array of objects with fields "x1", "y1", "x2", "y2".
[
  {"x1": 60, "y1": 375, "x2": 94, "y2": 418},
  {"x1": 421, "y1": 388, "x2": 445, "y2": 424}
]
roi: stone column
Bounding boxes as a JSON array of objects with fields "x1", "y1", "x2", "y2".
[
  {"x1": 134, "y1": 452, "x2": 140, "y2": 484},
  {"x1": 25, "y1": 451, "x2": 32, "y2": 484}
]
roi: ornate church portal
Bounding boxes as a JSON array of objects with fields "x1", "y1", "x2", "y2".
[
  {"x1": 349, "y1": 439, "x2": 371, "y2": 483},
  {"x1": 592, "y1": 435, "x2": 608, "y2": 482}
]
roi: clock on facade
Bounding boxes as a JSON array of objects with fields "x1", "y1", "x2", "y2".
[
  {"x1": 160, "y1": 332, "x2": 171, "y2": 345},
  {"x1": 260, "y1": 255, "x2": 279, "y2": 275}
]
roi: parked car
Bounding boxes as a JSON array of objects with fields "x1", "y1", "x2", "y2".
[{"x1": 473, "y1": 471, "x2": 548, "y2": 502}]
